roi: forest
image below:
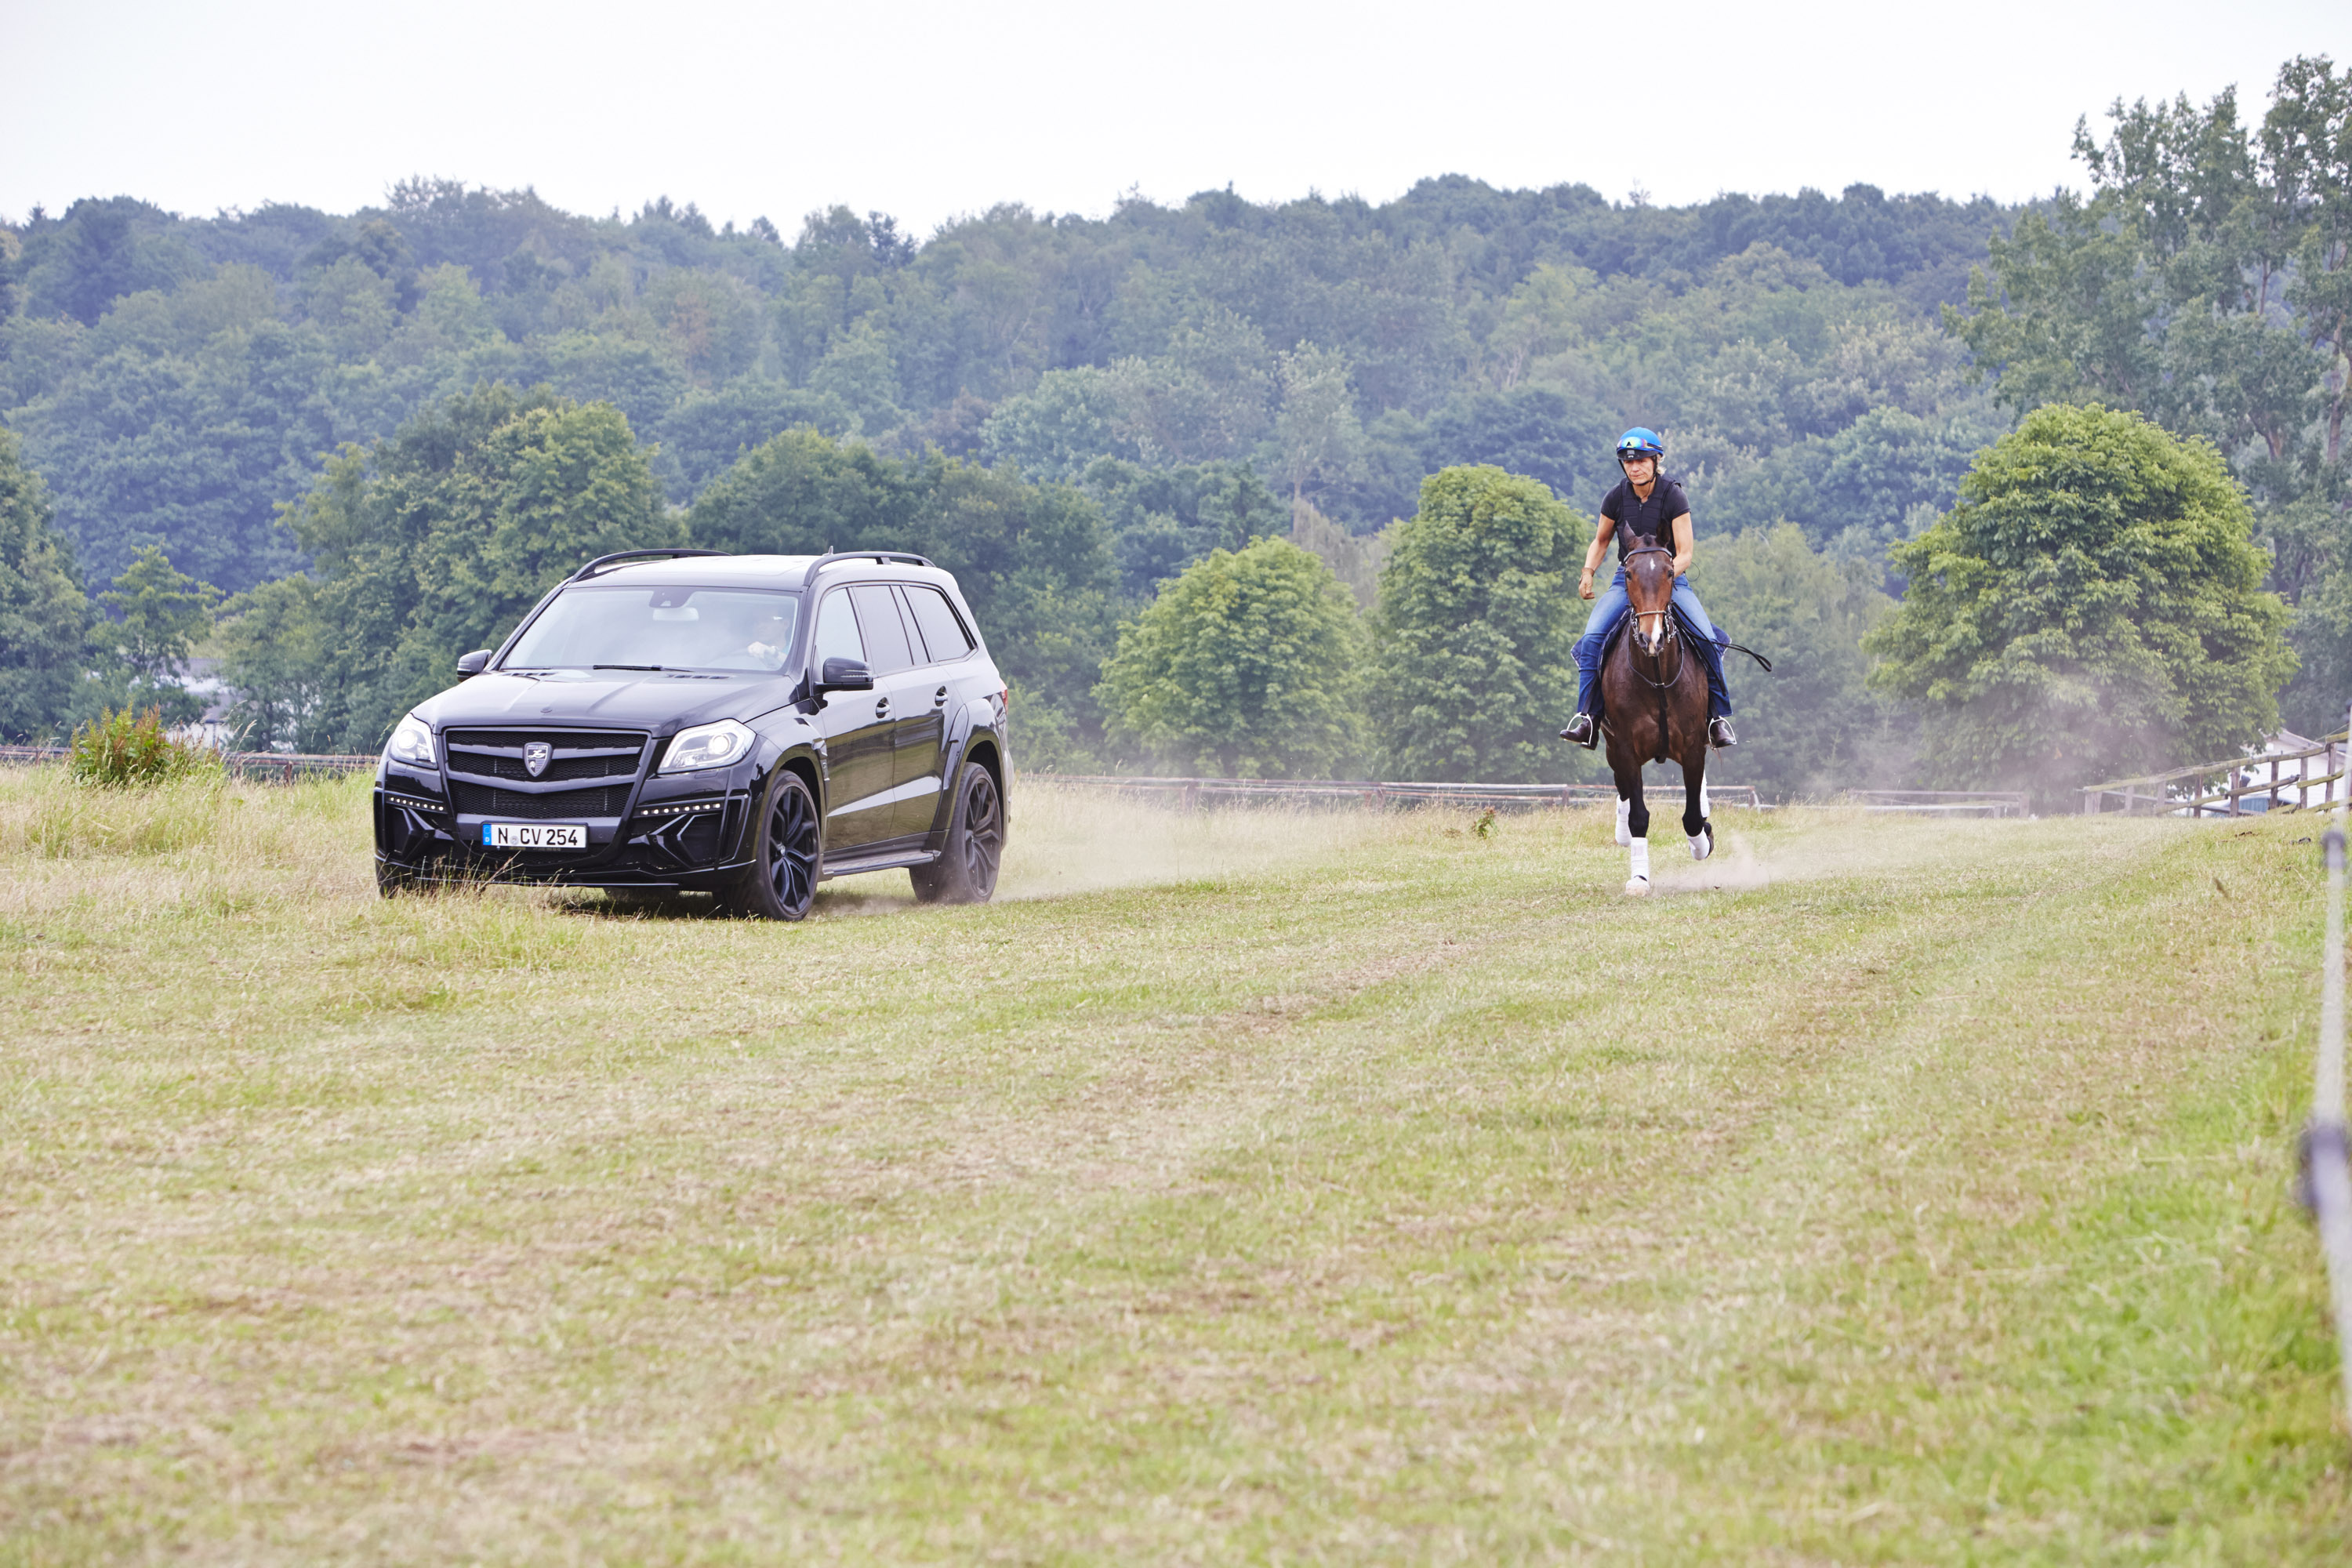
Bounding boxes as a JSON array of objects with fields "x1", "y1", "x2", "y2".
[{"x1": 0, "y1": 52, "x2": 2346, "y2": 798}]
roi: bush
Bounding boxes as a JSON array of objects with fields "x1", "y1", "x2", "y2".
[
  {"x1": 67, "y1": 706, "x2": 222, "y2": 789},
  {"x1": 1867, "y1": 403, "x2": 2294, "y2": 803}
]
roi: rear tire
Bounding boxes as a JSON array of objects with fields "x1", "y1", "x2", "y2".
[
  {"x1": 909, "y1": 760, "x2": 1003, "y2": 905},
  {"x1": 720, "y1": 769, "x2": 820, "y2": 920}
]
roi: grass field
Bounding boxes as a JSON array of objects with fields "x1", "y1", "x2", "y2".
[{"x1": 2, "y1": 764, "x2": 2347, "y2": 1563}]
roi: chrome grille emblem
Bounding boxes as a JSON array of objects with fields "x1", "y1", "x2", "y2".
[{"x1": 523, "y1": 742, "x2": 552, "y2": 779}]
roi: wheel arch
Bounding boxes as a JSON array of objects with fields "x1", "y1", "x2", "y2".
[{"x1": 963, "y1": 732, "x2": 1006, "y2": 819}]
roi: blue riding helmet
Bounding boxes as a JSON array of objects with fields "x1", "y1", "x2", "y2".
[{"x1": 1617, "y1": 427, "x2": 1664, "y2": 461}]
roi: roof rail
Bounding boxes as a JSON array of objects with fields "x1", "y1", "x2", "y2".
[
  {"x1": 797, "y1": 549, "x2": 936, "y2": 586},
  {"x1": 568, "y1": 548, "x2": 734, "y2": 583}
]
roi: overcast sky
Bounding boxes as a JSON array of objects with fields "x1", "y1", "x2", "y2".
[{"x1": 5, "y1": 0, "x2": 2349, "y2": 235}]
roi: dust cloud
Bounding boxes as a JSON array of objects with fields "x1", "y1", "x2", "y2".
[{"x1": 993, "y1": 782, "x2": 1389, "y2": 901}]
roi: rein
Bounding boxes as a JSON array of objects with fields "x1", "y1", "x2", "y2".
[{"x1": 1615, "y1": 545, "x2": 1687, "y2": 764}]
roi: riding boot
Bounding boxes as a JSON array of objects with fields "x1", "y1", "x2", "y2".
[
  {"x1": 1708, "y1": 715, "x2": 1737, "y2": 749},
  {"x1": 1559, "y1": 710, "x2": 1598, "y2": 748}
]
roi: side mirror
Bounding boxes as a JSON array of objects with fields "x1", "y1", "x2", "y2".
[
  {"x1": 816, "y1": 656, "x2": 873, "y2": 694},
  {"x1": 456, "y1": 649, "x2": 492, "y2": 677}
]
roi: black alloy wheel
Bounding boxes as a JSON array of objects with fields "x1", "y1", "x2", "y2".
[
  {"x1": 726, "y1": 769, "x2": 820, "y2": 920},
  {"x1": 911, "y1": 760, "x2": 1004, "y2": 905}
]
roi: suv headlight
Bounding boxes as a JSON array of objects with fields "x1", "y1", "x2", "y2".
[
  {"x1": 385, "y1": 713, "x2": 435, "y2": 768},
  {"x1": 661, "y1": 719, "x2": 756, "y2": 774}
]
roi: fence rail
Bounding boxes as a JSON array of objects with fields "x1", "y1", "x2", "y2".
[
  {"x1": 1840, "y1": 789, "x2": 2033, "y2": 818},
  {"x1": 0, "y1": 745, "x2": 376, "y2": 781},
  {"x1": 2082, "y1": 731, "x2": 2349, "y2": 817},
  {"x1": 1024, "y1": 772, "x2": 1766, "y2": 811}
]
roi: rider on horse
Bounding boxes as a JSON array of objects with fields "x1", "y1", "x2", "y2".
[{"x1": 1558, "y1": 428, "x2": 1737, "y2": 750}]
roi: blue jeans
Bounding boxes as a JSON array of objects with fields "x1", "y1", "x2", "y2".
[{"x1": 1573, "y1": 569, "x2": 1731, "y2": 719}]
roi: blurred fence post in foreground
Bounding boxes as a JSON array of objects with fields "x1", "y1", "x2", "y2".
[{"x1": 2305, "y1": 704, "x2": 2352, "y2": 1432}]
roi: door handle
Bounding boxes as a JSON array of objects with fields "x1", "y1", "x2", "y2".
[
  {"x1": 874, "y1": 698, "x2": 891, "y2": 716},
  {"x1": 934, "y1": 686, "x2": 949, "y2": 707}
]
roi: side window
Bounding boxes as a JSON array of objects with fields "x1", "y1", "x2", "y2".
[
  {"x1": 813, "y1": 590, "x2": 865, "y2": 670},
  {"x1": 848, "y1": 584, "x2": 916, "y2": 675},
  {"x1": 902, "y1": 586, "x2": 975, "y2": 662}
]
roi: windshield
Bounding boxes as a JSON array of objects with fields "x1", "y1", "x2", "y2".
[{"x1": 502, "y1": 586, "x2": 801, "y2": 673}]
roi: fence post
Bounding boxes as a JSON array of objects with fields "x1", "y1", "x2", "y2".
[{"x1": 2304, "y1": 713, "x2": 2352, "y2": 1433}]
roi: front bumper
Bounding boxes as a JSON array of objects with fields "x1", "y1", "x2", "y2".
[{"x1": 374, "y1": 761, "x2": 757, "y2": 889}]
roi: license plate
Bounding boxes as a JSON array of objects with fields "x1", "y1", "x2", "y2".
[{"x1": 483, "y1": 822, "x2": 586, "y2": 850}]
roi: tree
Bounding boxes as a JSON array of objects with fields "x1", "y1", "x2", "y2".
[
  {"x1": 1370, "y1": 466, "x2": 1583, "y2": 782},
  {"x1": 1697, "y1": 405, "x2": 1992, "y2": 562},
  {"x1": 98, "y1": 545, "x2": 218, "y2": 720},
  {"x1": 687, "y1": 429, "x2": 1120, "y2": 766},
  {"x1": 0, "y1": 429, "x2": 94, "y2": 741},
  {"x1": 653, "y1": 380, "x2": 854, "y2": 503},
  {"x1": 1098, "y1": 536, "x2": 1367, "y2": 777},
  {"x1": 1687, "y1": 524, "x2": 1896, "y2": 800},
  {"x1": 1867, "y1": 404, "x2": 2294, "y2": 801},
  {"x1": 213, "y1": 574, "x2": 331, "y2": 752},
  {"x1": 980, "y1": 368, "x2": 1137, "y2": 484},
  {"x1": 1270, "y1": 343, "x2": 1367, "y2": 508},
  {"x1": 1079, "y1": 457, "x2": 1287, "y2": 599},
  {"x1": 285, "y1": 385, "x2": 674, "y2": 750}
]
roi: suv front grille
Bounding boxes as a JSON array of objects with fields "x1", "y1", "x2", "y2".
[
  {"x1": 452, "y1": 783, "x2": 630, "y2": 818},
  {"x1": 444, "y1": 729, "x2": 648, "y2": 782}
]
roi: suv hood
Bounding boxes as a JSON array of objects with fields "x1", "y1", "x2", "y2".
[{"x1": 412, "y1": 670, "x2": 795, "y2": 733}]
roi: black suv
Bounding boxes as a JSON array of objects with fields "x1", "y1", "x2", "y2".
[{"x1": 372, "y1": 549, "x2": 1011, "y2": 918}]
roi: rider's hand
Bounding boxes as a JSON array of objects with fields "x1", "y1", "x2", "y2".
[{"x1": 1578, "y1": 568, "x2": 1595, "y2": 601}]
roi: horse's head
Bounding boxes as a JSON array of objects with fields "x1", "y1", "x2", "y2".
[{"x1": 1622, "y1": 546, "x2": 1677, "y2": 658}]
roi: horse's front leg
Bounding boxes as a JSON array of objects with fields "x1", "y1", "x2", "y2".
[
  {"x1": 1683, "y1": 753, "x2": 1713, "y2": 861},
  {"x1": 1617, "y1": 760, "x2": 1652, "y2": 896}
]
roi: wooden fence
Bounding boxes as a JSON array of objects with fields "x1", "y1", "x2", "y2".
[
  {"x1": 2081, "y1": 731, "x2": 2349, "y2": 817},
  {"x1": 1840, "y1": 789, "x2": 2033, "y2": 818},
  {"x1": 1024, "y1": 773, "x2": 1766, "y2": 811},
  {"x1": 0, "y1": 745, "x2": 377, "y2": 782}
]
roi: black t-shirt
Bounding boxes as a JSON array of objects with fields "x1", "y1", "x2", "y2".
[{"x1": 1599, "y1": 477, "x2": 1690, "y2": 561}]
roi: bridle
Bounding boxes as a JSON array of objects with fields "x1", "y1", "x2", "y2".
[{"x1": 1618, "y1": 545, "x2": 1684, "y2": 691}]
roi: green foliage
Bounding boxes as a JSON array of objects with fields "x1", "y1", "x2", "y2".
[
  {"x1": 67, "y1": 705, "x2": 221, "y2": 788},
  {"x1": 685, "y1": 428, "x2": 1119, "y2": 764},
  {"x1": 1077, "y1": 457, "x2": 1287, "y2": 600},
  {"x1": 1867, "y1": 405, "x2": 2294, "y2": 800},
  {"x1": 1697, "y1": 404, "x2": 1998, "y2": 560},
  {"x1": 98, "y1": 544, "x2": 217, "y2": 691},
  {"x1": 1370, "y1": 466, "x2": 1582, "y2": 782},
  {"x1": 0, "y1": 427, "x2": 93, "y2": 742},
  {"x1": 1688, "y1": 525, "x2": 1897, "y2": 800},
  {"x1": 3, "y1": 169, "x2": 2023, "y2": 667},
  {"x1": 213, "y1": 574, "x2": 332, "y2": 752},
  {"x1": 1097, "y1": 536, "x2": 1367, "y2": 778},
  {"x1": 1945, "y1": 59, "x2": 2352, "y2": 731},
  {"x1": 285, "y1": 384, "x2": 673, "y2": 750}
]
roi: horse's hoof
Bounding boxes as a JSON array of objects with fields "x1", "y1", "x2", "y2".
[
  {"x1": 1690, "y1": 830, "x2": 1712, "y2": 862},
  {"x1": 1624, "y1": 877, "x2": 1651, "y2": 897}
]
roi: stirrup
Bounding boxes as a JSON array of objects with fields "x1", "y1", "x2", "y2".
[
  {"x1": 1708, "y1": 717, "x2": 1737, "y2": 749},
  {"x1": 1559, "y1": 712, "x2": 1597, "y2": 749}
]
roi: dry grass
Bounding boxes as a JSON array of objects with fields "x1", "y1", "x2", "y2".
[{"x1": 0, "y1": 765, "x2": 2345, "y2": 1563}]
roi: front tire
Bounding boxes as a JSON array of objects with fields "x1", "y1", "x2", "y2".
[
  {"x1": 909, "y1": 760, "x2": 1003, "y2": 905},
  {"x1": 722, "y1": 769, "x2": 820, "y2": 920}
]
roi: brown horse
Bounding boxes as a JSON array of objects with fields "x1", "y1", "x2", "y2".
[{"x1": 1599, "y1": 545, "x2": 1713, "y2": 895}]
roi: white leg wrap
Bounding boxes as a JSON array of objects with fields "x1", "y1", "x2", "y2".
[
  {"x1": 1615, "y1": 797, "x2": 1632, "y2": 847},
  {"x1": 1699, "y1": 779, "x2": 1711, "y2": 818},
  {"x1": 1690, "y1": 826, "x2": 1712, "y2": 861},
  {"x1": 1626, "y1": 837, "x2": 1651, "y2": 892}
]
